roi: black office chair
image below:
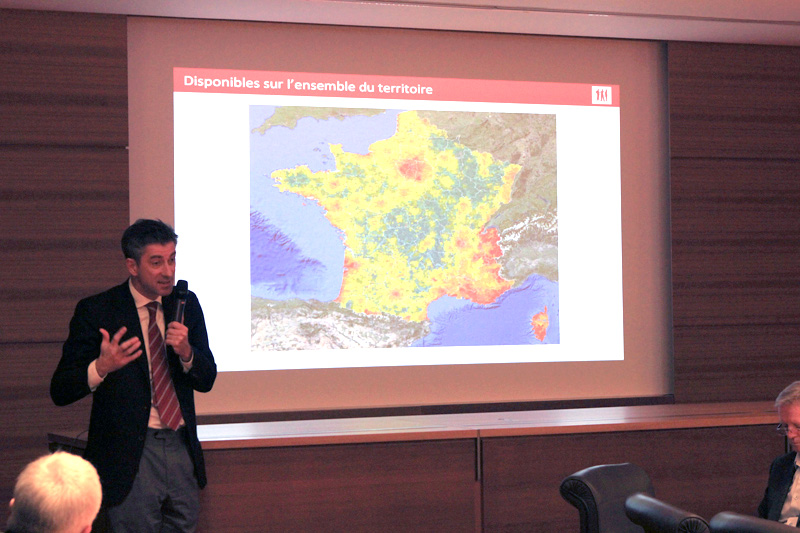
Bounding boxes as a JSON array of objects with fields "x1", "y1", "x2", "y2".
[
  {"x1": 625, "y1": 493, "x2": 709, "y2": 533},
  {"x1": 709, "y1": 512, "x2": 799, "y2": 533},
  {"x1": 560, "y1": 462, "x2": 655, "y2": 533}
]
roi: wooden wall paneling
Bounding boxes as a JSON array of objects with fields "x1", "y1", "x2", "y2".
[
  {"x1": 198, "y1": 439, "x2": 480, "y2": 533},
  {"x1": 671, "y1": 159, "x2": 800, "y2": 296},
  {"x1": 0, "y1": 8, "x2": 128, "y2": 146},
  {"x1": 0, "y1": 343, "x2": 92, "y2": 512},
  {"x1": 668, "y1": 42, "x2": 800, "y2": 160},
  {"x1": 669, "y1": 42, "x2": 800, "y2": 403},
  {"x1": 671, "y1": 158, "x2": 800, "y2": 324},
  {"x1": 673, "y1": 325, "x2": 800, "y2": 402},
  {"x1": 481, "y1": 425, "x2": 783, "y2": 532},
  {"x1": 0, "y1": 9, "x2": 128, "y2": 526},
  {"x1": 0, "y1": 146, "x2": 130, "y2": 343}
]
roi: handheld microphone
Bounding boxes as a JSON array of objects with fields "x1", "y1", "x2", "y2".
[{"x1": 174, "y1": 280, "x2": 188, "y2": 324}]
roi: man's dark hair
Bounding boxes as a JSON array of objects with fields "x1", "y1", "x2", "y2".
[{"x1": 121, "y1": 219, "x2": 178, "y2": 262}]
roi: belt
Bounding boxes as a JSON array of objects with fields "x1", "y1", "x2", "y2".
[{"x1": 147, "y1": 426, "x2": 187, "y2": 439}]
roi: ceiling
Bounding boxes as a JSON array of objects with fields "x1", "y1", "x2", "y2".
[{"x1": 2, "y1": 0, "x2": 800, "y2": 46}]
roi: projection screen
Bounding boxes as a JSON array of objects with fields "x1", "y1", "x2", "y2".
[{"x1": 128, "y1": 17, "x2": 670, "y2": 416}]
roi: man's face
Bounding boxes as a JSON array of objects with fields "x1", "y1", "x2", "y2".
[
  {"x1": 779, "y1": 402, "x2": 800, "y2": 451},
  {"x1": 127, "y1": 242, "x2": 176, "y2": 300}
]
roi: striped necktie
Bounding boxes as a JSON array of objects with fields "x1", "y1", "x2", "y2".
[{"x1": 146, "y1": 301, "x2": 182, "y2": 430}]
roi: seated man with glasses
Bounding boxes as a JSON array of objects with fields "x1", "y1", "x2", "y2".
[{"x1": 759, "y1": 380, "x2": 800, "y2": 525}]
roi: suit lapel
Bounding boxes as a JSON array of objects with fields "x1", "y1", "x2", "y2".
[{"x1": 773, "y1": 453, "x2": 797, "y2": 520}]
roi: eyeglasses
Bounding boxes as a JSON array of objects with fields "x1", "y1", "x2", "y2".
[{"x1": 777, "y1": 423, "x2": 800, "y2": 436}]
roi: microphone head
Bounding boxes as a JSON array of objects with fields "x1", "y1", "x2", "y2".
[{"x1": 175, "y1": 279, "x2": 189, "y2": 299}]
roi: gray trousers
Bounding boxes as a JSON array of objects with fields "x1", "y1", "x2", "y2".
[{"x1": 108, "y1": 427, "x2": 200, "y2": 533}]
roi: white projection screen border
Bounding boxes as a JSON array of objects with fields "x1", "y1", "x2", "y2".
[{"x1": 128, "y1": 17, "x2": 671, "y2": 416}]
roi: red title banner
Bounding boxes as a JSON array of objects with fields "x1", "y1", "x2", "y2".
[{"x1": 174, "y1": 68, "x2": 619, "y2": 107}]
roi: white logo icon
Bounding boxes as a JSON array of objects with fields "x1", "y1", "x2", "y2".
[{"x1": 592, "y1": 86, "x2": 612, "y2": 105}]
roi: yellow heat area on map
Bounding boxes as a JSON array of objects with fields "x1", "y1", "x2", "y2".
[{"x1": 271, "y1": 110, "x2": 520, "y2": 322}]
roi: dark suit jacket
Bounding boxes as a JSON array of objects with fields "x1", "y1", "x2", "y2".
[
  {"x1": 50, "y1": 280, "x2": 217, "y2": 507},
  {"x1": 758, "y1": 451, "x2": 796, "y2": 521}
]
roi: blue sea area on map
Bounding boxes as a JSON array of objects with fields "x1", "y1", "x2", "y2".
[
  {"x1": 249, "y1": 106, "x2": 400, "y2": 302},
  {"x1": 413, "y1": 274, "x2": 560, "y2": 346}
]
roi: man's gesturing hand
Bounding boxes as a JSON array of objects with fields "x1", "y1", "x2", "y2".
[{"x1": 95, "y1": 326, "x2": 142, "y2": 378}]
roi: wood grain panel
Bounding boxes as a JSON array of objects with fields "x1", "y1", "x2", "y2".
[
  {"x1": 0, "y1": 8, "x2": 127, "y2": 146},
  {"x1": 669, "y1": 42, "x2": 800, "y2": 403},
  {"x1": 199, "y1": 439, "x2": 479, "y2": 533},
  {"x1": 672, "y1": 285, "x2": 800, "y2": 328},
  {"x1": 0, "y1": 9, "x2": 128, "y2": 528},
  {"x1": 671, "y1": 159, "x2": 800, "y2": 242},
  {"x1": 0, "y1": 146, "x2": 130, "y2": 342},
  {"x1": 668, "y1": 42, "x2": 800, "y2": 159},
  {"x1": 670, "y1": 158, "x2": 800, "y2": 327},
  {"x1": 673, "y1": 325, "x2": 800, "y2": 403},
  {"x1": 0, "y1": 343, "x2": 93, "y2": 516},
  {"x1": 482, "y1": 425, "x2": 782, "y2": 532}
]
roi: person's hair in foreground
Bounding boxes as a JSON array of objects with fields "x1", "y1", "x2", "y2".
[
  {"x1": 121, "y1": 218, "x2": 178, "y2": 262},
  {"x1": 776, "y1": 380, "x2": 800, "y2": 409},
  {"x1": 6, "y1": 451, "x2": 101, "y2": 533}
]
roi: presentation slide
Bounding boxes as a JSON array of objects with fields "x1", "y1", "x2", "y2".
[{"x1": 173, "y1": 67, "x2": 623, "y2": 373}]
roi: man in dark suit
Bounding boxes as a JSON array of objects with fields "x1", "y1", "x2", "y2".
[
  {"x1": 758, "y1": 380, "x2": 800, "y2": 526},
  {"x1": 50, "y1": 219, "x2": 217, "y2": 533}
]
